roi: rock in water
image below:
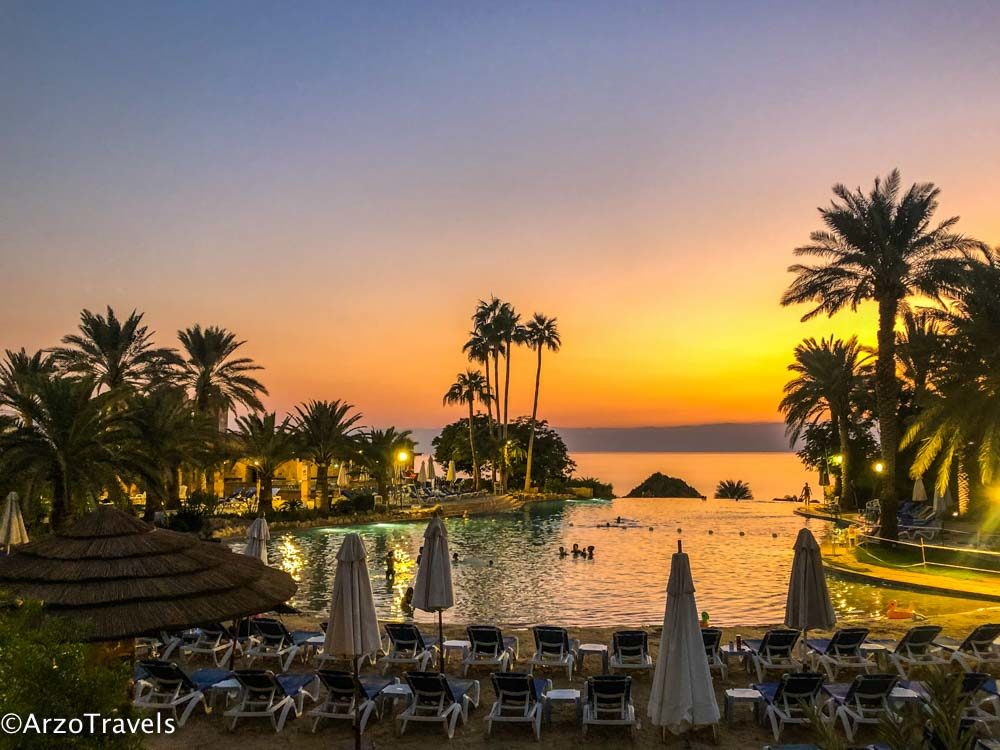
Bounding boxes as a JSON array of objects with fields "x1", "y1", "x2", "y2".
[{"x1": 625, "y1": 472, "x2": 701, "y2": 498}]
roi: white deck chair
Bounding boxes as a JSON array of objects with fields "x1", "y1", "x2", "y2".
[
  {"x1": 581, "y1": 675, "x2": 639, "y2": 738},
  {"x1": 887, "y1": 625, "x2": 947, "y2": 678},
  {"x1": 462, "y1": 625, "x2": 517, "y2": 677},
  {"x1": 133, "y1": 660, "x2": 221, "y2": 727},
  {"x1": 753, "y1": 671, "x2": 824, "y2": 742},
  {"x1": 527, "y1": 626, "x2": 578, "y2": 680},
  {"x1": 379, "y1": 623, "x2": 437, "y2": 675},
  {"x1": 396, "y1": 672, "x2": 479, "y2": 739},
  {"x1": 307, "y1": 670, "x2": 394, "y2": 734},
  {"x1": 610, "y1": 630, "x2": 653, "y2": 673},
  {"x1": 223, "y1": 669, "x2": 318, "y2": 732},
  {"x1": 822, "y1": 673, "x2": 898, "y2": 742},
  {"x1": 485, "y1": 672, "x2": 550, "y2": 740}
]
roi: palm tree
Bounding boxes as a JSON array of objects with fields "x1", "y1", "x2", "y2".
[
  {"x1": 897, "y1": 310, "x2": 942, "y2": 404},
  {"x1": 443, "y1": 371, "x2": 491, "y2": 491},
  {"x1": 462, "y1": 330, "x2": 496, "y2": 440},
  {"x1": 902, "y1": 247, "x2": 1000, "y2": 506},
  {"x1": 127, "y1": 386, "x2": 218, "y2": 520},
  {"x1": 715, "y1": 480, "x2": 753, "y2": 500},
  {"x1": 522, "y1": 314, "x2": 561, "y2": 491},
  {"x1": 780, "y1": 336, "x2": 866, "y2": 508},
  {"x1": 177, "y1": 325, "x2": 267, "y2": 428},
  {"x1": 781, "y1": 170, "x2": 980, "y2": 538},
  {"x1": 0, "y1": 375, "x2": 144, "y2": 527},
  {"x1": 51, "y1": 307, "x2": 181, "y2": 394},
  {"x1": 293, "y1": 399, "x2": 363, "y2": 512},
  {"x1": 233, "y1": 412, "x2": 297, "y2": 514},
  {"x1": 358, "y1": 427, "x2": 414, "y2": 501},
  {"x1": 492, "y1": 301, "x2": 524, "y2": 442},
  {"x1": 0, "y1": 348, "x2": 56, "y2": 417}
]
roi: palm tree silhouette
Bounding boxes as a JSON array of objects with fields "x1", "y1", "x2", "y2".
[
  {"x1": 0, "y1": 374, "x2": 144, "y2": 527},
  {"x1": 781, "y1": 170, "x2": 980, "y2": 538},
  {"x1": 715, "y1": 479, "x2": 753, "y2": 500},
  {"x1": 780, "y1": 336, "x2": 866, "y2": 508},
  {"x1": 358, "y1": 427, "x2": 414, "y2": 501},
  {"x1": 902, "y1": 246, "x2": 1000, "y2": 510},
  {"x1": 521, "y1": 314, "x2": 561, "y2": 492},
  {"x1": 233, "y1": 412, "x2": 297, "y2": 514},
  {"x1": 293, "y1": 399, "x2": 363, "y2": 512},
  {"x1": 52, "y1": 307, "x2": 181, "y2": 394},
  {"x1": 443, "y1": 370, "x2": 491, "y2": 491},
  {"x1": 177, "y1": 324, "x2": 267, "y2": 429}
]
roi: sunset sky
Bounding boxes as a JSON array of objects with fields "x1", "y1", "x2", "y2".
[{"x1": 3, "y1": 2, "x2": 999, "y2": 431}]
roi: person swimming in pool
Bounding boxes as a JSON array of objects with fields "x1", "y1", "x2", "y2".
[
  {"x1": 452, "y1": 552, "x2": 459, "y2": 563},
  {"x1": 401, "y1": 586, "x2": 414, "y2": 615},
  {"x1": 558, "y1": 546, "x2": 568, "y2": 557},
  {"x1": 587, "y1": 545, "x2": 595, "y2": 559},
  {"x1": 385, "y1": 550, "x2": 395, "y2": 579}
]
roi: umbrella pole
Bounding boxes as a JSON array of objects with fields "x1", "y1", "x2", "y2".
[
  {"x1": 354, "y1": 572, "x2": 362, "y2": 750},
  {"x1": 438, "y1": 609, "x2": 444, "y2": 671}
]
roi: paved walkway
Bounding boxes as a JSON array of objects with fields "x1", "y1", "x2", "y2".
[{"x1": 824, "y1": 547, "x2": 1000, "y2": 602}]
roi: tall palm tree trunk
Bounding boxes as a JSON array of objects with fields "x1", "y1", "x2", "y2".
[
  {"x1": 524, "y1": 345, "x2": 543, "y2": 492},
  {"x1": 492, "y1": 353, "x2": 501, "y2": 485},
  {"x1": 467, "y1": 401, "x2": 480, "y2": 490},
  {"x1": 875, "y1": 298, "x2": 901, "y2": 540},
  {"x1": 51, "y1": 462, "x2": 69, "y2": 529},
  {"x1": 485, "y1": 354, "x2": 497, "y2": 484},
  {"x1": 259, "y1": 474, "x2": 273, "y2": 515},
  {"x1": 316, "y1": 462, "x2": 330, "y2": 513},
  {"x1": 836, "y1": 417, "x2": 855, "y2": 509}
]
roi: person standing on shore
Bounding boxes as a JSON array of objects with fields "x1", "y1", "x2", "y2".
[{"x1": 801, "y1": 483, "x2": 812, "y2": 505}]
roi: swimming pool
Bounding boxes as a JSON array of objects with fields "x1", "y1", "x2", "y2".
[{"x1": 231, "y1": 497, "x2": 997, "y2": 627}]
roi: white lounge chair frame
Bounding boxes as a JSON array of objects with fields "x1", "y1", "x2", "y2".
[{"x1": 485, "y1": 675, "x2": 550, "y2": 741}]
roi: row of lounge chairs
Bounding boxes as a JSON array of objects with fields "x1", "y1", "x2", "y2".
[
  {"x1": 133, "y1": 660, "x2": 639, "y2": 739},
  {"x1": 753, "y1": 668, "x2": 999, "y2": 742}
]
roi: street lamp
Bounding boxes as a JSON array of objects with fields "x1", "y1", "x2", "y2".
[{"x1": 873, "y1": 461, "x2": 885, "y2": 474}]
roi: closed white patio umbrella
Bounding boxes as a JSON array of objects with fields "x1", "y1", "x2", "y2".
[
  {"x1": 1, "y1": 492, "x2": 29, "y2": 553},
  {"x1": 447, "y1": 460, "x2": 456, "y2": 483},
  {"x1": 337, "y1": 464, "x2": 350, "y2": 488},
  {"x1": 785, "y1": 528, "x2": 836, "y2": 654},
  {"x1": 912, "y1": 477, "x2": 929, "y2": 503},
  {"x1": 412, "y1": 516, "x2": 454, "y2": 664},
  {"x1": 933, "y1": 485, "x2": 953, "y2": 517},
  {"x1": 427, "y1": 457, "x2": 436, "y2": 486},
  {"x1": 417, "y1": 461, "x2": 427, "y2": 485},
  {"x1": 244, "y1": 517, "x2": 270, "y2": 565},
  {"x1": 649, "y1": 541, "x2": 719, "y2": 737},
  {"x1": 324, "y1": 533, "x2": 381, "y2": 750}
]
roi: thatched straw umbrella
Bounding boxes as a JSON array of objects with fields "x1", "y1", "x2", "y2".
[{"x1": 0, "y1": 505, "x2": 296, "y2": 642}]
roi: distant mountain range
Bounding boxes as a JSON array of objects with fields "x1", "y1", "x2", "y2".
[{"x1": 408, "y1": 422, "x2": 794, "y2": 454}]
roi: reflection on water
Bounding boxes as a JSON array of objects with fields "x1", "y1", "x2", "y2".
[{"x1": 232, "y1": 498, "x2": 997, "y2": 627}]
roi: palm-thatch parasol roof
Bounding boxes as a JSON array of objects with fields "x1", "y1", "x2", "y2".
[{"x1": 0, "y1": 505, "x2": 296, "y2": 641}]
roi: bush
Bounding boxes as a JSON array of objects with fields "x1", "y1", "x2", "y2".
[
  {"x1": 0, "y1": 600, "x2": 142, "y2": 750},
  {"x1": 165, "y1": 506, "x2": 207, "y2": 534},
  {"x1": 564, "y1": 476, "x2": 615, "y2": 498}
]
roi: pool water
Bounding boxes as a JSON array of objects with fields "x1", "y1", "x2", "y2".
[{"x1": 234, "y1": 497, "x2": 997, "y2": 627}]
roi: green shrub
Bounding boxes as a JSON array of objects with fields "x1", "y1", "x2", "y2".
[
  {"x1": 0, "y1": 600, "x2": 142, "y2": 750},
  {"x1": 165, "y1": 506, "x2": 206, "y2": 534}
]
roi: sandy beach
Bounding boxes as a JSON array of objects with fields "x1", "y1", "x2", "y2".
[{"x1": 146, "y1": 609, "x2": 996, "y2": 749}]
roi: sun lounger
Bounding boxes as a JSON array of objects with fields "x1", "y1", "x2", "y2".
[
  {"x1": 745, "y1": 629, "x2": 802, "y2": 682},
  {"x1": 527, "y1": 626, "x2": 578, "y2": 680},
  {"x1": 181, "y1": 623, "x2": 239, "y2": 667},
  {"x1": 887, "y1": 625, "x2": 947, "y2": 678},
  {"x1": 610, "y1": 630, "x2": 653, "y2": 673},
  {"x1": 485, "y1": 672, "x2": 550, "y2": 740},
  {"x1": 936, "y1": 623, "x2": 1000, "y2": 672},
  {"x1": 397, "y1": 671, "x2": 480, "y2": 739},
  {"x1": 380, "y1": 623, "x2": 438, "y2": 675},
  {"x1": 462, "y1": 625, "x2": 517, "y2": 677},
  {"x1": 245, "y1": 618, "x2": 320, "y2": 672},
  {"x1": 753, "y1": 671, "x2": 825, "y2": 741},
  {"x1": 904, "y1": 672, "x2": 998, "y2": 729},
  {"x1": 133, "y1": 660, "x2": 229, "y2": 726},
  {"x1": 702, "y1": 627, "x2": 727, "y2": 680},
  {"x1": 821, "y1": 672, "x2": 898, "y2": 741},
  {"x1": 223, "y1": 669, "x2": 318, "y2": 732},
  {"x1": 807, "y1": 627, "x2": 874, "y2": 680},
  {"x1": 307, "y1": 669, "x2": 395, "y2": 734},
  {"x1": 582, "y1": 674, "x2": 639, "y2": 738}
]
